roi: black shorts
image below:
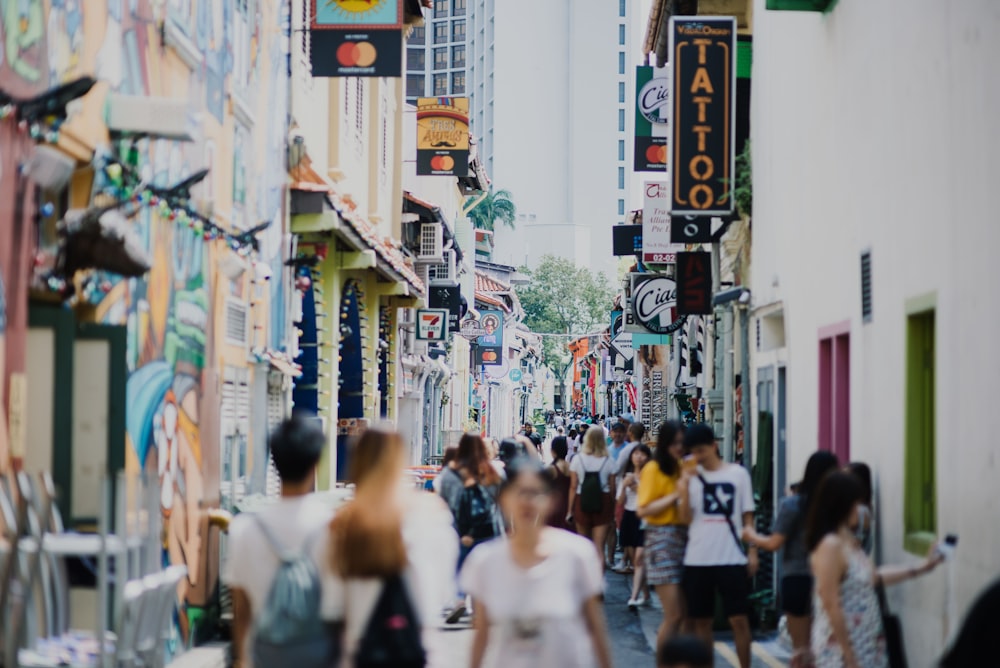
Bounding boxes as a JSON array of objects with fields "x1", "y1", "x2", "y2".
[
  {"x1": 683, "y1": 565, "x2": 751, "y2": 619},
  {"x1": 780, "y1": 574, "x2": 813, "y2": 617}
]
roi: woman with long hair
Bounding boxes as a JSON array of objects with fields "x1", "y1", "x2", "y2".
[
  {"x1": 461, "y1": 458, "x2": 613, "y2": 668},
  {"x1": 328, "y1": 428, "x2": 457, "y2": 668},
  {"x1": 566, "y1": 427, "x2": 617, "y2": 566},
  {"x1": 742, "y1": 451, "x2": 840, "y2": 667},
  {"x1": 617, "y1": 443, "x2": 652, "y2": 607},
  {"x1": 546, "y1": 436, "x2": 573, "y2": 531},
  {"x1": 807, "y1": 471, "x2": 943, "y2": 668},
  {"x1": 636, "y1": 420, "x2": 690, "y2": 652}
]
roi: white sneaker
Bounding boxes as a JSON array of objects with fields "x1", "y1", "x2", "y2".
[
  {"x1": 627, "y1": 597, "x2": 639, "y2": 609},
  {"x1": 635, "y1": 593, "x2": 648, "y2": 607}
]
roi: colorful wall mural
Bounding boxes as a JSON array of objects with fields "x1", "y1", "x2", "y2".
[{"x1": 0, "y1": 0, "x2": 291, "y2": 642}]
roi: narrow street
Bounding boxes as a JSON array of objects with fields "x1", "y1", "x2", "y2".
[{"x1": 430, "y1": 569, "x2": 790, "y2": 668}]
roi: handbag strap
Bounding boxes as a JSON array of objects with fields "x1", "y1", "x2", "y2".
[
  {"x1": 698, "y1": 474, "x2": 746, "y2": 555},
  {"x1": 875, "y1": 576, "x2": 890, "y2": 614}
]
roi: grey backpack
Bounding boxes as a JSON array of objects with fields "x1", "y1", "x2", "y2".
[{"x1": 251, "y1": 518, "x2": 334, "y2": 668}]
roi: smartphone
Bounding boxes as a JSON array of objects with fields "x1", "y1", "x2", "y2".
[{"x1": 936, "y1": 534, "x2": 959, "y2": 561}]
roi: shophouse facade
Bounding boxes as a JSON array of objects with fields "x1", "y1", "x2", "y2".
[{"x1": 750, "y1": 0, "x2": 1000, "y2": 659}]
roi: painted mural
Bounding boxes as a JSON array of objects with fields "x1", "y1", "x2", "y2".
[{"x1": 0, "y1": 0, "x2": 291, "y2": 644}]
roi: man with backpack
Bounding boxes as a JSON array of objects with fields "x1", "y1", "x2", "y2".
[
  {"x1": 223, "y1": 414, "x2": 338, "y2": 668},
  {"x1": 679, "y1": 424, "x2": 758, "y2": 668}
]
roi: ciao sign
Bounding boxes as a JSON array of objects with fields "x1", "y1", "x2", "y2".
[
  {"x1": 669, "y1": 17, "x2": 736, "y2": 216},
  {"x1": 630, "y1": 274, "x2": 686, "y2": 334},
  {"x1": 638, "y1": 75, "x2": 670, "y2": 125}
]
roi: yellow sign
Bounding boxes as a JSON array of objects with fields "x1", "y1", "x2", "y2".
[{"x1": 416, "y1": 97, "x2": 470, "y2": 176}]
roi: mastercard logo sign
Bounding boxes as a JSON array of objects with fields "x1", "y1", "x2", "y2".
[
  {"x1": 430, "y1": 155, "x2": 455, "y2": 172},
  {"x1": 645, "y1": 144, "x2": 668, "y2": 165},
  {"x1": 337, "y1": 41, "x2": 377, "y2": 68},
  {"x1": 481, "y1": 351, "x2": 498, "y2": 362}
]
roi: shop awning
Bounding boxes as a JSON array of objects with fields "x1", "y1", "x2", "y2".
[{"x1": 291, "y1": 160, "x2": 425, "y2": 294}]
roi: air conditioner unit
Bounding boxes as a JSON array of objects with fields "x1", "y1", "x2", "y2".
[
  {"x1": 417, "y1": 223, "x2": 444, "y2": 263},
  {"x1": 428, "y1": 249, "x2": 457, "y2": 284}
]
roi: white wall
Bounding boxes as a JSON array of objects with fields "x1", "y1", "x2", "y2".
[{"x1": 751, "y1": 0, "x2": 1000, "y2": 661}]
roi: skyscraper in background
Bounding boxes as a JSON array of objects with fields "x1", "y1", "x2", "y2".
[
  {"x1": 405, "y1": 0, "x2": 468, "y2": 103},
  {"x1": 405, "y1": 0, "x2": 649, "y2": 278}
]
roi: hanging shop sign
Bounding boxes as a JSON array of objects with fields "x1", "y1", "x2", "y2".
[
  {"x1": 610, "y1": 310, "x2": 635, "y2": 362},
  {"x1": 417, "y1": 97, "x2": 470, "y2": 176},
  {"x1": 612, "y1": 224, "x2": 643, "y2": 256},
  {"x1": 460, "y1": 318, "x2": 487, "y2": 340},
  {"x1": 309, "y1": 0, "x2": 404, "y2": 78},
  {"x1": 416, "y1": 309, "x2": 449, "y2": 341},
  {"x1": 637, "y1": 344, "x2": 671, "y2": 438},
  {"x1": 676, "y1": 251, "x2": 713, "y2": 315},
  {"x1": 509, "y1": 368, "x2": 523, "y2": 383},
  {"x1": 642, "y1": 182, "x2": 685, "y2": 264},
  {"x1": 670, "y1": 215, "x2": 714, "y2": 243},
  {"x1": 475, "y1": 310, "x2": 504, "y2": 366},
  {"x1": 630, "y1": 273, "x2": 687, "y2": 335},
  {"x1": 428, "y1": 284, "x2": 462, "y2": 333},
  {"x1": 635, "y1": 65, "x2": 671, "y2": 172},
  {"x1": 670, "y1": 16, "x2": 736, "y2": 215}
]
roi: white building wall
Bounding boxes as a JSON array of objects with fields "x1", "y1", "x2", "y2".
[{"x1": 751, "y1": 0, "x2": 1000, "y2": 661}]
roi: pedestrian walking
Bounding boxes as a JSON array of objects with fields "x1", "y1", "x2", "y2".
[
  {"x1": 432, "y1": 446, "x2": 460, "y2": 494},
  {"x1": 329, "y1": 427, "x2": 458, "y2": 668},
  {"x1": 614, "y1": 422, "x2": 648, "y2": 480},
  {"x1": 566, "y1": 426, "x2": 617, "y2": 568},
  {"x1": 545, "y1": 436, "x2": 573, "y2": 532},
  {"x1": 637, "y1": 420, "x2": 690, "y2": 652},
  {"x1": 461, "y1": 458, "x2": 614, "y2": 668},
  {"x1": 742, "y1": 450, "x2": 839, "y2": 668},
  {"x1": 617, "y1": 443, "x2": 652, "y2": 606},
  {"x1": 606, "y1": 422, "x2": 629, "y2": 569},
  {"x1": 680, "y1": 423, "x2": 758, "y2": 668},
  {"x1": 439, "y1": 434, "x2": 504, "y2": 623},
  {"x1": 807, "y1": 471, "x2": 943, "y2": 668},
  {"x1": 566, "y1": 428, "x2": 580, "y2": 460},
  {"x1": 845, "y1": 462, "x2": 874, "y2": 555},
  {"x1": 224, "y1": 414, "x2": 339, "y2": 668}
]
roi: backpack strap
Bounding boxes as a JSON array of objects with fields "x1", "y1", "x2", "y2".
[{"x1": 255, "y1": 514, "x2": 325, "y2": 563}]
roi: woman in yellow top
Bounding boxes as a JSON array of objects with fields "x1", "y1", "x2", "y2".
[{"x1": 637, "y1": 420, "x2": 692, "y2": 651}]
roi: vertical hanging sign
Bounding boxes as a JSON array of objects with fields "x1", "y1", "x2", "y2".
[
  {"x1": 417, "y1": 97, "x2": 470, "y2": 176},
  {"x1": 669, "y1": 17, "x2": 736, "y2": 215},
  {"x1": 634, "y1": 65, "x2": 671, "y2": 172},
  {"x1": 642, "y1": 181, "x2": 684, "y2": 264},
  {"x1": 310, "y1": 0, "x2": 404, "y2": 77}
]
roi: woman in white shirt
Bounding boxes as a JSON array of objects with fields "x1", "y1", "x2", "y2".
[
  {"x1": 328, "y1": 428, "x2": 458, "y2": 668},
  {"x1": 566, "y1": 427, "x2": 617, "y2": 566},
  {"x1": 617, "y1": 444, "x2": 652, "y2": 607},
  {"x1": 461, "y1": 459, "x2": 613, "y2": 668}
]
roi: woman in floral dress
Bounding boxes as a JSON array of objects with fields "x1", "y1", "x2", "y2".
[{"x1": 807, "y1": 471, "x2": 944, "y2": 668}]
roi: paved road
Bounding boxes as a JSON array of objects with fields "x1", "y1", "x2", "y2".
[{"x1": 428, "y1": 569, "x2": 789, "y2": 667}]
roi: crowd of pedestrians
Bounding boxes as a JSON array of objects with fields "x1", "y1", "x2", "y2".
[{"x1": 223, "y1": 412, "x2": 994, "y2": 668}]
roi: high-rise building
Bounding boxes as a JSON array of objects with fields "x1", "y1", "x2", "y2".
[{"x1": 405, "y1": 0, "x2": 468, "y2": 103}]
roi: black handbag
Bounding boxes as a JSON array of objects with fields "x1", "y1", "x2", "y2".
[{"x1": 875, "y1": 579, "x2": 908, "y2": 668}]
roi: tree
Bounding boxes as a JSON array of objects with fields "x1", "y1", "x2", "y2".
[
  {"x1": 516, "y1": 255, "x2": 616, "y2": 369},
  {"x1": 467, "y1": 188, "x2": 517, "y2": 231}
]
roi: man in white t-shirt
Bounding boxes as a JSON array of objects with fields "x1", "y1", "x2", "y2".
[
  {"x1": 679, "y1": 424, "x2": 758, "y2": 668},
  {"x1": 223, "y1": 415, "x2": 339, "y2": 668}
]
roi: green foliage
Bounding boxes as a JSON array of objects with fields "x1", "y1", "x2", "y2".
[
  {"x1": 734, "y1": 139, "x2": 752, "y2": 219},
  {"x1": 467, "y1": 188, "x2": 517, "y2": 231},
  {"x1": 516, "y1": 255, "x2": 615, "y2": 369}
]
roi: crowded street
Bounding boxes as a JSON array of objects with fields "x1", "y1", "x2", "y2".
[{"x1": 1, "y1": 0, "x2": 999, "y2": 667}]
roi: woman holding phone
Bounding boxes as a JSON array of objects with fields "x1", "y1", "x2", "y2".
[{"x1": 807, "y1": 471, "x2": 943, "y2": 668}]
